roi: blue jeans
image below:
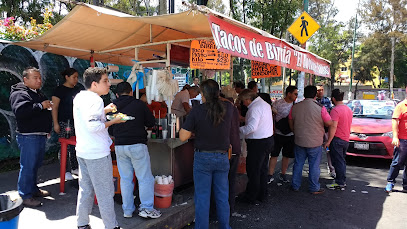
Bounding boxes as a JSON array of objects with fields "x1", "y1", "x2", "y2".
[
  {"x1": 115, "y1": 144, "x2": 154, "y2": 215},
  {"x1": 291, "y1": 145, "x2": 322, "y2": 192},
  {"x1": 387, "y1": 139, "x2": 407, "y2": 189},
  {"x1": 16, "y1": 134, "x2": 47, "y2": 199},
  {"x1": 194, "y1": 151, "x2": 231, "y2": 229},
  {"x1": 329, "y1": 137, "x2": 349, "y2": 185}
]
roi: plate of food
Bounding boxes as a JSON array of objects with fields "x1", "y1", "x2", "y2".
[{"x1": 106, "y1": 113, "x2": 135, "y2": 121}]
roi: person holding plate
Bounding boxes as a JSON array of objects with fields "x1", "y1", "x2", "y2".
[{"x1": 109, "y1": 82, "x2": 162, "y2": 219}]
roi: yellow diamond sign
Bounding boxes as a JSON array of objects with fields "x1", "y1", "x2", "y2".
[{"x1": 288, "y1": 11, "x2": 320, "y2": 44}]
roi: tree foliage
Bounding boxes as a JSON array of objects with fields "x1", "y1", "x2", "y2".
[
  {"x1": 246, "y1": 0, "x2": 302, "y2": 39},
  {"x1": 103, "y1": 0, "x2": 158, "y2": 16},
  {"x1": 0, "y1": 7, "x2": 53, "y2": 41},
  {"x1": 359, "y1": 0, "x2": 407, "y2": 87},
  {"x1": 0, "y1": 0, "x2": 71, "y2": 25},
  {"x1": 308, "y1": 0, "x2": 354, "y2": 88}
]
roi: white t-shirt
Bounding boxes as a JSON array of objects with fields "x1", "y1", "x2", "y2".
[
  {"x1": 73, "y1": 90, "x2": 112, "y2": 159},
  {"x1": 273, "y1": 98, "x2": 294, "y2": 136},
  {"x1": 171, "y1": 90, "x2": 190, "y2": 117}
]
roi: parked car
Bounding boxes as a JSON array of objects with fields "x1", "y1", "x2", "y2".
[{"x1": 346, "y1": 100, "x2": 396, "y2": 159}]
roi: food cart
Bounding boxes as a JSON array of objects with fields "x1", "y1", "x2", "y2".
[{"x1": 13, "y1": 3, "x2": 331, "y2": 189}]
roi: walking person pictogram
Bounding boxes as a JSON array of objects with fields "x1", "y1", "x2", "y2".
[{"x1": 300, "y1": 16, "x2": 309, "y2": 37}]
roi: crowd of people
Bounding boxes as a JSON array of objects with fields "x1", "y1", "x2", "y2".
[{"x1": 9, "y1": 66, "x2": 407, "y2": 229}]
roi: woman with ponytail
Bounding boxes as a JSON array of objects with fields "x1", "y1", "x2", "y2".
[{"x1": 180, "y1": 79, "x2": 240, "y2": 229}]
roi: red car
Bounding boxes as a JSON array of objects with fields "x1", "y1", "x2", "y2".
[{"x1": 346, "y1": 100, "x2": 396, "y2": 159}]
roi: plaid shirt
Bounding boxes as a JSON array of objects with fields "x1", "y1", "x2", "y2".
[{"x1": 317, "y1": 97, "x2": 332, "y2": 112}]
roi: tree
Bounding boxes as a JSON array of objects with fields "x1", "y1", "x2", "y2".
[
  {"x1": 308, "y1": 0, "x2": 354, "y2": 91},
  {"x1": 103, "y1": 0, "x2": 157, "y2": 16},
  {"x1": 246, "y1": 0, "x2": 302, "y2": 39},
  {"x1": 361, "y1": 0, "x2": 407, "y2": 93},
  {"x1": 0, "y1": 7, "x2": 53, "y2": 41},
  {"x1": 0, "y1": 0, "x2": 70, "y2": 25}
]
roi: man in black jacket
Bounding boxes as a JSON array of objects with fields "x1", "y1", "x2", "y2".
[
  {"x1": 109, "y1": 82, "x2": 162, "y2": 219},
  {"x1": 9, "y1": 67, "x2": 52, "y2": 207}
]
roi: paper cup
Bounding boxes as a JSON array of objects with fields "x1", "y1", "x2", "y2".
[
  {"x1": 157, "y1": 176, "x2": 163, "y2": 184},
  {"x1": 162, "y1": 130, "x2": 168, "y2": 139}
]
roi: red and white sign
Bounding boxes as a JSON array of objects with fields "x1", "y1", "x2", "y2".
[{"x1": 207, "y1": 15, "x2": 331, "y2": 78}]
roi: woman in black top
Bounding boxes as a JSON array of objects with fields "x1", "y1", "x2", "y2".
[
  {"x1": 180, "y1": 79, "x2": 240, "y2": 229},
  {"x1": 52, "y1": 68, "x2": 81, "y2": 180}
]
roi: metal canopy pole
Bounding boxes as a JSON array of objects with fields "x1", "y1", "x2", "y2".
[{"x1": 135, "y1": 47, "x2": 140, "y2": 99}]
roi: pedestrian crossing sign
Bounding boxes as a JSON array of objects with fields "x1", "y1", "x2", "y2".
[{"x1": 288, "y1": 11, "x2": 320, "y2": 44}]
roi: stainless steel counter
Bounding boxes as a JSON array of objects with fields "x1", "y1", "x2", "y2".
[{"x1": 148, "y1": 138, "x2": 194, "y2": 188}]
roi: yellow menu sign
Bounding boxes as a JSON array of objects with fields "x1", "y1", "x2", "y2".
[
  {"x1": 288, "y1": 11, "x2": 320, "y2": 44},
  {"x1": 251, "y1": 61, "x2": 281, "y2": 78},
  {"x1": 190, "y1": 40, "x2": 231, "y2": 69}
]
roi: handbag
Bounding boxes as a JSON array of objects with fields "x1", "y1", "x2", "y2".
[
  {"x1": 275, "y1": 101, "x2": 295, "y2": 135},
  {"x1": 275, "y1": 116, "x2": 292, "y2": 135}
]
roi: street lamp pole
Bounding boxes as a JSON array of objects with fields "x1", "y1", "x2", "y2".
[{"x1": 348, "y1": 5, "x2": 358, "y2": 100}]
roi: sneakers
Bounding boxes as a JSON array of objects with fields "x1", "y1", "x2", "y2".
[
  {"x1": 267, "y1": 175, "x2": 274, "y2": 184},
  {"x1": 65, "y1": 172, "x2": 74, "y2": 181},
  {"x1": 33, "y1": 189, "x2": 51, "y2": 197},
  {"x1": 311, "y1": 188, "x2": 325, "y2": 195},
  {"x1": 289, "y1": 186, "x2": 299, "y2": 192},
  {"x1": 23, "y1": 198, "x2": 42, "y2": 207},
  {"x1": 123, "y1": 212, "x2": 133, "y2": 218},
  {"x1": 385, "y1": 182, "x2": 394, "y2": 193},
  {"x1": 138, "y1": 208, "x2": 162, "y2": 219},
  {"x1": 326, "y1": 183, "x2": 346, "y2": 191},
  {"x1": 78, "y1": 225, "x2": 91, "y2": 229},
  {"x1": 71, "y1": 168, "x2": 79, "y2": 175},
  {"x1": 279, "y1": 173, "x2": 290, "y2": 183}
]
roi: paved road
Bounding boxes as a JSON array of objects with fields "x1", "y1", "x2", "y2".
[{"x1": 185, "y1": 155, "x2": 407, "y2": 229}]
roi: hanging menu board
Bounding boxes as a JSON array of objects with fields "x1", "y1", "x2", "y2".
[
  {"x1": 251, "y1": 60, "x2": 281, "y2": 78},
  {"x1": 190, "y1": 40, "x2": 231, "y2": 69}
]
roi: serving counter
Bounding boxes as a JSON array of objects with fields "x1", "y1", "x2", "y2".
[{"x1": 147, "y1": 138, "x2": 194, "y2": 188}]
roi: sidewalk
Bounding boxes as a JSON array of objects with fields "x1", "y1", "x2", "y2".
[
  {"x1": 0, "y1": 153, "x2": 292, "y2": 229},
  {"x1": 0, "y1": 162, "x2": 196, "y2": 229}
]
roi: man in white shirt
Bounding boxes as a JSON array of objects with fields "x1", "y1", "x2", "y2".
[
  {"x1": 191, "y1": 77, "x2": 200, "y2": 87},
  {"x1": 238, "y1": 89, "x2": 274, "y2": 204},
  {"x1": 73, "y1": 67, "x2": 124, "y2": 229},
  {"x1": 171, "y1": 86, "x2": 200, "y2": 117}
]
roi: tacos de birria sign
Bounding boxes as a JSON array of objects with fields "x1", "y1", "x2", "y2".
[{"x1": 208, "y1": 15, "x2": 331, "y2": 78}]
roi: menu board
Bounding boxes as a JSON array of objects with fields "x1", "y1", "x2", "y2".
[
  {"x1": 190, "y1": 40, "x2": 231, "y2": 69},
  {"x1": 251, "y1": 60, "x2": 281, "y2": 78}
]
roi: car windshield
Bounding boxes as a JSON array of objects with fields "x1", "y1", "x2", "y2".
[{"x1": 346, "y1": 100, "x2": 395, "y2": 119}]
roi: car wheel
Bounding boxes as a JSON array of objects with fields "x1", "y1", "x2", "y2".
[{"x1": 387, "y1": 110, "x2": 393, "y2": 116}]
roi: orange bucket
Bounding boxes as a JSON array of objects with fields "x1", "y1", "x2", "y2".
[
  {"x1": 154, "y1": 182, "x2": 174, "y2": 209},
  {"x1": 112, "y1": 161, "x2": 121, "y2": 194}
]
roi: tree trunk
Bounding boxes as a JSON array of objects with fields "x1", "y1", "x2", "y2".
[
  {"x1": 354, "y1": 80, "x2": 359, "y2": 99},
  {"x1": 159, "y1": 0, "x2": 167, "y2": 15},
  {"x1": 330, "y1": 69, "x2": 335, "y2": 91},
  {"x1": 390, "y1": 36, "x2": 395, "y2": 98}
]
